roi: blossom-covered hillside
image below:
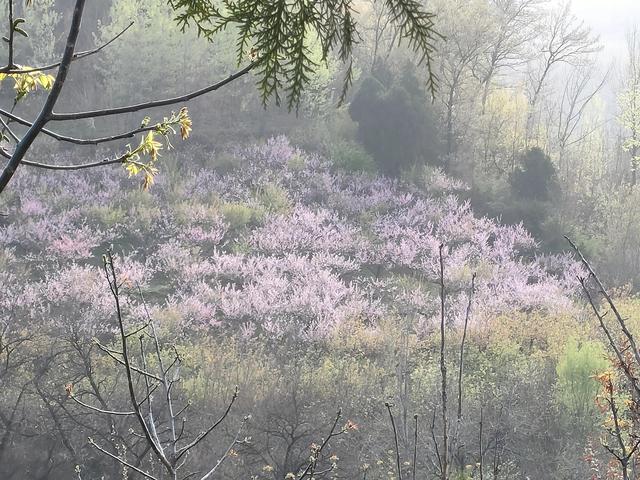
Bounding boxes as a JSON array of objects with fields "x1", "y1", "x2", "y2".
[{"x1": 0, "y1": 137, "x2": 580, "y2": 339}]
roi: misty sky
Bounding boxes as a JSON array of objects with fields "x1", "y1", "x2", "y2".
[{"x1": 566, "y1": 0, "x2": 640, "y2": 57}]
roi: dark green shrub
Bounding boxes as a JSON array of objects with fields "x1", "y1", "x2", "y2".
[
  {"x1": 510, "y1": 147, "x2": 559, "y2": 201},
  {"x1": 348, "y1": 63, "x2": 442, "y2": 176}
]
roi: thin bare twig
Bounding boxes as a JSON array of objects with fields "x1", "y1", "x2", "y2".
[
  {"x1": 566, "y1": 236, "x2": 640, "y2": 371},
  {"x1": 0, "y1": 107, "x2": 162, "y2": 145},
  {"x1": 457, "y1": 273, "x2": 476, "y2": 420},
  {"x1": 175, "y1": 386, "x2": 239, "y2": 460},
  {"x1": 0, "y1": 22, "x2": 135, "y2": 74},
  {"x1": 566, "y1": 236, "x2": 640, "y2": 397},
  {"x1": 89, "y1": 437, "x2": 158, "y2": 480},
  {"x1": 438, "y1": 243, "x2": 448, "y2": 480},
  {"x1": 6, "y1": 0, "x2": 15, "y2": 69},
  {"x1": 199, "y1": 415, "x2": 250, "y2": 480},
  {"x1": 385, "y1": 402, "x2": 403, "y2": 480},
  {"x1": 297, "y1": 410, "x2": 344, "y2": 480},
  {"x1": 412, "y1": 414, "x2": 418, "y2": 480},
  {"x1": 0, "y1": 0, "x2": 86, "y2": 193},
  {"x1": 94, "y1": 340, "x2": 163, "y2": 381},
  {"x1": 69, "y1": 395, "x2": 135, "y2": 416},
  {"x1": 103, "y1": 251, "x2": 173, "y2": 473},
  {"x1": 50, "y1": 63, "x2": 256, "y2": 121}
]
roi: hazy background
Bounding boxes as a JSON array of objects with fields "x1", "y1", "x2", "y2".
[
  {"x1": 3, "y1": 2, "x2": 640, "y2": 479},
  {"x1": 562, "y1": 0, "x2": 640, "y2": 57}
]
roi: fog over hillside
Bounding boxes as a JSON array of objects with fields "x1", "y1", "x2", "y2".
[{"x1": 4, "y1": 1, "x2": 640, "y2": 479}]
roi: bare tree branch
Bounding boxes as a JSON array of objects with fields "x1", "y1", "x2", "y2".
[
  {"x1": 199, "y1": 415, "x2": 250, "y2": 480},
  {"x1": 0, "y1": 107, "x2": 159, "y2": 145},
  {"x1": 69, "y1": 395, "x2": 136, "y2": 416},
  {"x1": 385, "y1": 402, "x2": 404, "y2": 480},
  {"x1": 438, "y1": 243, "x2": 449, "y2": 480},
  {"x1": 0, "y1": 0, "x2": 87, "y2": 192},
  {"x1": 103, "y1": 250, "x2": 174, "y2": 474},
  {"x1": 175, "y1": 386, "x2": 239, "y2": 460},
  {"x1": 0, "y1": 22, "x2": 134, "y2": 74},
  {"x1": 50, "y1": 63, "x2": 255, "y2": 122},
  {"x1": 89, "y1": 438, "x2": 159, "y2": 480}
]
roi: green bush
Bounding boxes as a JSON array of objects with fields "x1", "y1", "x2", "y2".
[
  {"x1": 209, "y1": 152, "x2": 244, "y2": 174},
  {"x1": 256, "y1": 183, "x2": 292, "y2": 213},
  {"x1": 510, "y1": 147, "x2": 559, "y2": 201},
  {"x1": 221, "y1": 202, "x2": 263, "y2": 229},
  {"x1": 329, "y1": 140, "x2": 377, "y2": 173},
  {"x1": 86, "y1": 205, "x2": 126, "y2": 228},
  {"x1": 556, "y1": 337, "x2": 608, "y2": 421},
  {"x1": 286, "y1": 153, "x2": 307, "y2": 171},
  {"x1": 349, "y1": 63, "x2": 442, "y2": 176}
]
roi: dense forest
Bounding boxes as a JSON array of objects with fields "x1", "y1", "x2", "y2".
[{"x1": 2, "y1": 1, "x2": 640, "y2": 479}]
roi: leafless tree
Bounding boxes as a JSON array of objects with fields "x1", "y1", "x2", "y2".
[
  {"x1": 476, "y1": 0, "x2": 542, "y2": 113},
  {"x1": 434, "y1": 0, "x2": 491, "y2": 168},
  {"x1": 69, "y1": 250, "x2": 247, "y2": 480},
  {"x1": 618, "y1": 28, "x2": 640, "y2": 186},
  {"x1": 69, "y1": 250, "x2": 351, "y2": 480},
  {"x1": 552, "y1": 63, "x2": 608, "y2": 178},
  {"x1": 423, "y1": 245, "x2": 476, "y2": 480},
  {"x1": 360, "y1": 1, "x2": 397, "y2": 73},
  {"x1": 525, "y1": 2, "x2": 600, "y2": 143}
]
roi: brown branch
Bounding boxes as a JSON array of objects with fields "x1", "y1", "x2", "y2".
[
  {"x1": 479, "y1": 407, "x2": 484, "y2": 480},
  {"x1": 199, "y1": 415, "x2": 250, "y2": 480},
  {"x1": 175, "y1": 386, "x2": 239, "y2": 460},
  {"x1": 297, "y1": 409, "x2": 344, "y2": 480},
  {"x1": 579, "y1": 277, "x2": 637, "y2": 392},
  {"x1": 103, "y1": 251, "x2": 174, "y2": 474},
  {"x1": 0, "y1": 116, "x2": 19, "y2": 143},
  {"x1": 6, "y1": 0, "x2": 14, "y2": 69},
  {"x1": 385, "y1": 402, "x2": 403, "y2": 480},
  {"x1": 566, "y1": 236, "x2": 640, "y2": 397},
  {"x1": 0, "y1": 108, "x2": 158, "y2": 145},
  {"x1": 412, "y1": 414, "x2": 418, "y2": 480},
  {"x1": 89, "y1": 438, "x2": 159, "y2": 480},
  {"x1": 50, "y1": 63, "x2": 255, "y2": 121},
  {"x1": 607, "y1": 385, "x2": 630, "y2": 480},
  {"x1": 125, "y1": 319, "x2": 154, "y2": 338},
  {"x1": 457, "y1": 273, "x2": 476, "y2": 420},
  {"x1": 70, "y1": 395, "x2": 135, "y2": 416},
  {"x1": 138, "y1": 285, "x2": 180, "y2": 462},
  {"x1": 430, "y1": 408, "x2": 442, "y2": 474},
  {"x1": 566, "y1": 236, "x2": 640, "y2": 371},
  {"x1": 0, "y1": 0, "x2": 86, "y2": 193},
  {"x1": 0, "y1": 22, "x2": 134, "y2": 74},
  {"x1": 438, "y1": 243, "x2": 448, "y2": 480},
  {"x1": 94, "y1": 340, "x2": 163, "y2": 381},
  {"x1": 19, "y1": 151, "x2": 130, "y2": 171},
  {"x1": 139, "y1": 336, "x2": 162, "y2": 451}
]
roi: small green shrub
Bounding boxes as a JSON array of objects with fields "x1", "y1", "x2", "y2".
[
  {"x1": 0, "y1": 247, "x2": 15, "y2": 272},
  {"x1": 256, "y1": 183, "x2": 291, "y2": 213},
  {"x1": 209, "y1": 152, "x2": 243, "y2": 174},
  {"x1": 286, "y1": 153, "x2": 307, "y2": 171},
  {"x1": 330, "y1": 140, "x2": 377, "y2": 173},
  {"x1": 220, "y1": 202, "x2": 263, "y2": 229},
  {"x1": 86, "y1": 205, "x2": 126, "y2": 228},
  {"x1": 172, "y1": 201, "x2": 220, "y2": 226},
  {"x1": 556, "y1": 337, "x2": 608, "y2": 420},
  {"x1": 118, "y1": 189, "x2": 162, "y2": 231}
]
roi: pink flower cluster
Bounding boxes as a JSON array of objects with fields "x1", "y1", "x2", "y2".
[{"x1": 0, "y1": 137, "x2": 581, "y2": 339}]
